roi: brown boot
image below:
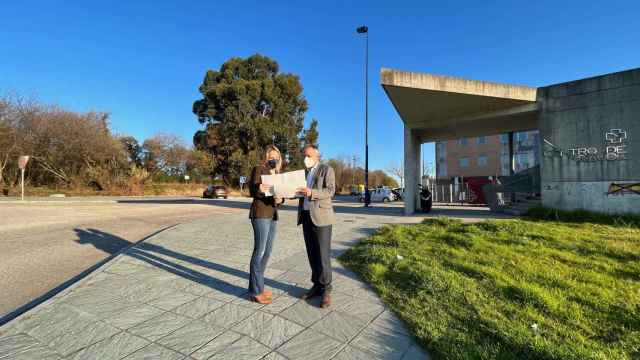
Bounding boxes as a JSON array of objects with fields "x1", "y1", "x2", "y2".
[
  {"x1": 321, "y1": 292, "x2": 332, "y2": 308},
  {"x1": 251, "y1": 293, "x2": 272, "y2": 304}
]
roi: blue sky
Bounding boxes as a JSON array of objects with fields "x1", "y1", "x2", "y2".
[{"x1": 1, "y1": 0, "x2": 639, "y2": 173}]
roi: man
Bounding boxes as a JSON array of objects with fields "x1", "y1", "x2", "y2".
[{"x1": 296, "y1": 144, "x2": 335, "y2": 308}]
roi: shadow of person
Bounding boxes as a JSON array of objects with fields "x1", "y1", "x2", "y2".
[{"x1": 73, "y1": 228, "x2": 300, "y2": 299}]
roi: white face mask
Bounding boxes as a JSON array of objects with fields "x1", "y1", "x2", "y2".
[{"x1": 304, "y1": 156, "x2": 316, "y2": 169}]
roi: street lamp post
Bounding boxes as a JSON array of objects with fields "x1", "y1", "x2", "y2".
[{"x1": 356, "y1": 25, "x2": 370, "y2": 207}]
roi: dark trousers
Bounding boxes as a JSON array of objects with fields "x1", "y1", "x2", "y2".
[
  {"x1": 249, "y1": 219, "x2": 277, "y2": 296},
  {"x1": 301, "y1": 210, "x2": 332, "y2": 292}
]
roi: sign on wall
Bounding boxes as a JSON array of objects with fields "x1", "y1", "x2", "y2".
[{"x1": 543, "y1": 128, "x2": 629, "y2": 162}]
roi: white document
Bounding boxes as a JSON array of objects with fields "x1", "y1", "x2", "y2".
[{"x1": 261, "y1": 169, "x2": 307, "y2": 198}]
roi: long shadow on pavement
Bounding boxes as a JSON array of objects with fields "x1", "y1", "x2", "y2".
[{"x1": 74, "y1": 228, "x2": 304, "y2": 300}]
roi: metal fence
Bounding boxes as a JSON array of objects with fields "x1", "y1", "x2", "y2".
[{"x1": 428, "y1": 183, "x2": 473, "y2": 204}]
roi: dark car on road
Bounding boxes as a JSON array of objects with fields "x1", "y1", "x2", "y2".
[{"x1": 203, "y1": 185, "x2": 228, "y2": 199}]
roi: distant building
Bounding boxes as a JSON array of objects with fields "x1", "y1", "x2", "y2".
[{"x1": 435, "y1": 131, "x2": 540, "y2": 180}]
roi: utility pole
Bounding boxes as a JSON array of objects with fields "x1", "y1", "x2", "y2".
[{"x1": 356, "y1": 25, "x2": 370, "y2": 207}]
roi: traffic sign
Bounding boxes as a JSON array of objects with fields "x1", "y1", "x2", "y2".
[
  {"x1": 18, "y1": 155, "x2": 30, "y2": 201},
  {"x1": 18, "y1": 156, "x2": 30, "y2": 169}
]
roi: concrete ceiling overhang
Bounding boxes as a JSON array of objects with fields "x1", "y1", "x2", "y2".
[{"x1": 381, "y1": 68, "x2": 540, "y2": 142}]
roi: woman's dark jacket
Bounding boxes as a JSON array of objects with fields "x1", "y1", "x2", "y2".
[{"x1": 249, "y1": 165, "x2": 279, "y2": 220}]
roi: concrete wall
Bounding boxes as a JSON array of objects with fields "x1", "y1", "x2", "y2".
[
  {"x1": 538, "y1": 68, "x2": 640, "y2": 214},
  {"x1": 404, "y1": 126, "x2": 421, "y2": 214}
]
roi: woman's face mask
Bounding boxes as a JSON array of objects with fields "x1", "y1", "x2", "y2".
[{"x1": 267, "y1": 159, "x2": 278, "y2": 169}]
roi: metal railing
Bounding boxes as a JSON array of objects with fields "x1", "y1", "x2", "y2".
[{"x1": 428, "y1": 182, "x2": 473, "y2": 204}]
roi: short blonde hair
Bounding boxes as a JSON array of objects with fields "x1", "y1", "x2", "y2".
[{"x1": 264, "y1": 145, "x2": 282, "y2": 173}]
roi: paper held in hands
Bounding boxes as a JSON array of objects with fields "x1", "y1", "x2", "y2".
[{"x1": 261, "y1": 170, "x2": 306, "y2": 198}]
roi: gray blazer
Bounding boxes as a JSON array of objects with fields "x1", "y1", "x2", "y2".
[{"x1": 297, "y1": 164, "x2": 336, "y2": 227}]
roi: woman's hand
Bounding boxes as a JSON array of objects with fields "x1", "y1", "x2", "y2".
[
  {"x1": 260, "y1": 183, "x2": 273, "y2": 194},
  {"x1": 296, "y1": 187, "x2": 312, "y2": 197}
]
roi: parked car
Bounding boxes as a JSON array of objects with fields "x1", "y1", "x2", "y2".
[
  {"x1": 359, "y1": 187, "x2": 397, "y2": 203},
  {"x1": 203, "y1": 185, "x2": 228, "y2": 199}
]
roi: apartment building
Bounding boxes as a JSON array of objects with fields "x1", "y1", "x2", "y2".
[{"x1": 436, "y1": 131, "x2": 540, "y2": 180}]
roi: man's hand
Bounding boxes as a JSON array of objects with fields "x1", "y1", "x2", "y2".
[{"x1": 296, "y1": 187, "x2": 312, "y2": 197}]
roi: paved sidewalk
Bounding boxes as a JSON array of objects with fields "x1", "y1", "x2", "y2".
[{"x1": 0, "y1": 201, "x2": 428, "y2": 359}]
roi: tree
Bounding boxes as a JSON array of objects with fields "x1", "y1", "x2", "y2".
[
  {"x1": 0, "y1": 97, "x2": 19, "y2": 186},
  {"x1": 302, "y1": 118, "x2": 319, "y2": 147},
  {"x1": 387, "y1": 160, "x2": 404, "y2": 188},
  {"x1": 142, "y1": 133, "x2": 190, "y2": 179},
  {"x1": 120, "y1": 136, "x2": 143, "y2": 167},
  {"x1": 193, "y1": 54, "x2": 316, "y2": 185}
]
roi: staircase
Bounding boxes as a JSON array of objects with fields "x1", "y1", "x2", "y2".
[
  {"x1": 482, "y1": 166, "x2": 542, "y2": 216},
  {"x1": 500, "y1": 194, "x2": 541, "y2": 216}
]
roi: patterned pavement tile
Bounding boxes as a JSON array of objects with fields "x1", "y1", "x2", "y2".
[
  {"x1": 261, "y1": 351, "x2": 289, "y2": 360},
  {"x1": 173, "y1": 297, "x2": 226, "y2": 320},
  {"x1": 332, "y1": 345, "x2": 378, "y2": 360},
  {"x1": 121, "y1": 342, "x2": 185, "y2": 360},
  {"x1": 232, "y1": 311, "x2": 304, "y2": 349},
  {"x1": 206, "y1": 334, "x2": 270, "y2": 360},
  {"x1": 47, "y1": 320, "x2": 120, "y2": 357},
  {"x1": 351, "y1": 323, "x2": 413, "y2": 360},
  {"x1": 103, "y1": 304, "x2": 165, "y2": 330},
  {"x1": 0, "y1": 333, "x2": 42, "y2": 359},
  {"x1": 66, "y1": 332, "x2": 149, "y2": 360},
  {"x1": 260, "y1": 295, "x2": 299, "y2": 315},
  {"x1": 156, "y1": 320, "x2": 225, "y2": 356},
  {"x1": 146, "y1": 291, "x2": 198, "y2": 311},
  {"x1": 202, "y1": 303, "x2": 256, "y2": 329},
  {"x1": 190, "y1": 330, "x2": 242, "y2": 360},
  {"x1": 276, "y1": 328, "x2": 343, "y2": 360},
  {"x1": 278, "y1": 299, "x2": 331, "y2": 327},
  {"x1": 311, "y1": 311, "x2": 368, "y2": 343},
  {"x1": 128, "y1": 312, "x2": 191, "y2": 342}
]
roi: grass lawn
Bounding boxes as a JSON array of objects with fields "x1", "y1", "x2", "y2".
[{"x1": 339, "y1": 211, "x2": 640, "y2": 360}]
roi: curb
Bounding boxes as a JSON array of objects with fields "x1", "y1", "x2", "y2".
[{"x1": 0, "y1": 223, "x2": 181, "y2": 327}]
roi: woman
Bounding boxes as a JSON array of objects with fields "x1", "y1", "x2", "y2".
[{"x1": 248, "y1": 145, "x2": 284, "y2": 304}]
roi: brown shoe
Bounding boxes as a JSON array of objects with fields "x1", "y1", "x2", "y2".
[
  {"x1": 251, "y1": 293, "x2": 272, "y2": 304},
  {"x1": 321, "y1": 293, "x2": 332, "y2": 308}
]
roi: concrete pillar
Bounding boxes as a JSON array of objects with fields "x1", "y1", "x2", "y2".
[{"x1": 404, "y1": 126, "x2": 421, "y2": 215}]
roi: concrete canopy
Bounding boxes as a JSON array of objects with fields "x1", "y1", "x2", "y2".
[{"x1": 381, "y1": 68, "x2": 540, "y2": 142}]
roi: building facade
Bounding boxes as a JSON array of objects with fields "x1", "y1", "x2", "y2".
[
  {"x1": 381, "y1": 67, "x2": 639, "y2": 215},
  {"x1": 436, "y1": 131, "x2": 540, "y2": 180}
]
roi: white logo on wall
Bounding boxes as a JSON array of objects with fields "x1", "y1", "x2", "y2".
[{"x1": 543, "y1": 128, "x2": 628, "y2": 162}]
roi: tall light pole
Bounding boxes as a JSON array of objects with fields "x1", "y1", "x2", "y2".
[{"x1": 356, "y1": 25, "x2": 370, "y2": 207}]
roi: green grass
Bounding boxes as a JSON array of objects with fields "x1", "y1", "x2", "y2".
[{"x1": 339, "y1": 216, "x2": 640, "y2": 360}]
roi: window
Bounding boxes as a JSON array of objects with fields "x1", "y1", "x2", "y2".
[
  {"x1": 516, "y1": 132, "x2": 528, "y2": 142},
  {"x1": 477, "y1": 136, "x2": 487, "y2": 145},
  {"x1": 515, "y1": 153, "x2": 531, "y2": 171},
  {"x1": 457, "y1": 138, "x2": 468, "y2": 146},
  {"x1": 459, "y1": 157, "x2": 470, "y2": 168},
  {"x1": 500, "y1": 134, "x2": 509, "y2": 144},
  {"x1": 478, "y1": 155, "x2": 488, "y2": 167}
]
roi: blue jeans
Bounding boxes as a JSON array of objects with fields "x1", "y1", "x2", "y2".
[{"x1": 249, "y1": 219, "x2": 277, "y2": 296}]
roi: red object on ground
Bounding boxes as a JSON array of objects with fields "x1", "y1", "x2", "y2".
[{"x1": 465, "y1": 178, "x2": 492, "y2": 204}]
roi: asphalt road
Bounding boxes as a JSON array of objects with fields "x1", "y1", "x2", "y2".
[{"x1": 0, "y1": 197, "x2": 249, "y2": 318}]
